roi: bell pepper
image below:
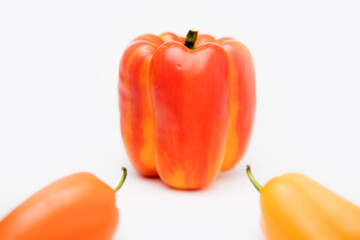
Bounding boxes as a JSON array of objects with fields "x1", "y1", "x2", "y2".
[
  {"x1": 246, "y1": 165, "x2": 360, "y2": 240},
  {"x1": 0, "y1": 168, "x2": 127, "y2": 240},
  {"x1": 119, "y1": 30, "x2": 256, "y2": 189}
]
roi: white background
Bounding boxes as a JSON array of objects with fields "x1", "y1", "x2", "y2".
[{"x1": 1, "y1": 0, "x2": 360, "y2": 239}]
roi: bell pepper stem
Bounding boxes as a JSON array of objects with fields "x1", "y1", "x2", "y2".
[
  {"x1": 114, "y1": 167, "x2": 127, "y2": 192},
  {"x1": 184, "y1": 29, "x2": 198, "y2": 50},
  {"x1": 246, "y1": 165, "x2": 262, "y2": 191}
]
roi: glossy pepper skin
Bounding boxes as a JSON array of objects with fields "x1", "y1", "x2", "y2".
[
  {"x1": 0, "y1": 168, "x2": 127, "y2": 240},
  {"x1": 246, "y1": 166, "x2": 360, "y2": 240},
  {"x1": 119, "y1": 30, "x2": 255, "y2": 189}
]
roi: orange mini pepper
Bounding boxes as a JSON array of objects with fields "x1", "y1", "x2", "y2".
[
  {"x1": 0, "y1": 168, "x2": 127, "y2": 240},
  {"x1": 119, "y1": 30, "x2": 256, "y2": 189},
  {"x1": 246, "y1": 166, "x2": 360, "y2": 240}
]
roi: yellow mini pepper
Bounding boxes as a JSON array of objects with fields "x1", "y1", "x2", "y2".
[{"x1": 246, "y1": 165, "x2": 360, "y2": 240}]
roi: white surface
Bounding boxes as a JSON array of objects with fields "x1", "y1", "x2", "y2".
[{"x1": 1, "y1": 0, "x2": 360, "y2": 239}]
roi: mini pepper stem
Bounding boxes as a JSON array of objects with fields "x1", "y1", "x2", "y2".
[
  {"x1": 246, "y1": 165, "x2": 262, "y2": 191},
  {"x1": 114, "y1": 167, "x2": 127, "y2": 192},
  {"x1": 184, "y1": 29, "x2": 198, "y2": 50}
]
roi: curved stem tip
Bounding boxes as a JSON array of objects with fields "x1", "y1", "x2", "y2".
[
  {"x1": 114, "y1": 167, "x2": 127, "y2": 192},
  {"x1": 246, "y1": 165, "x2": 262, "y2": 192}
]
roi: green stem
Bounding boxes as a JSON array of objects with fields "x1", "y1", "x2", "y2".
[
  {"x1": 114, "y1": 167, "x2": 127, "y2": 192},
  {"x1": 184, "y1": 29, "x2": 198, "y2": 50},
  {"x1": 246, "y1": 165, "x2": 262, "y2": 191}
]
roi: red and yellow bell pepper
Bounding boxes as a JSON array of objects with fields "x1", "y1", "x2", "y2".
[{"x1": 119, "y1": 30, "x2": 256, "y2": 189}]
